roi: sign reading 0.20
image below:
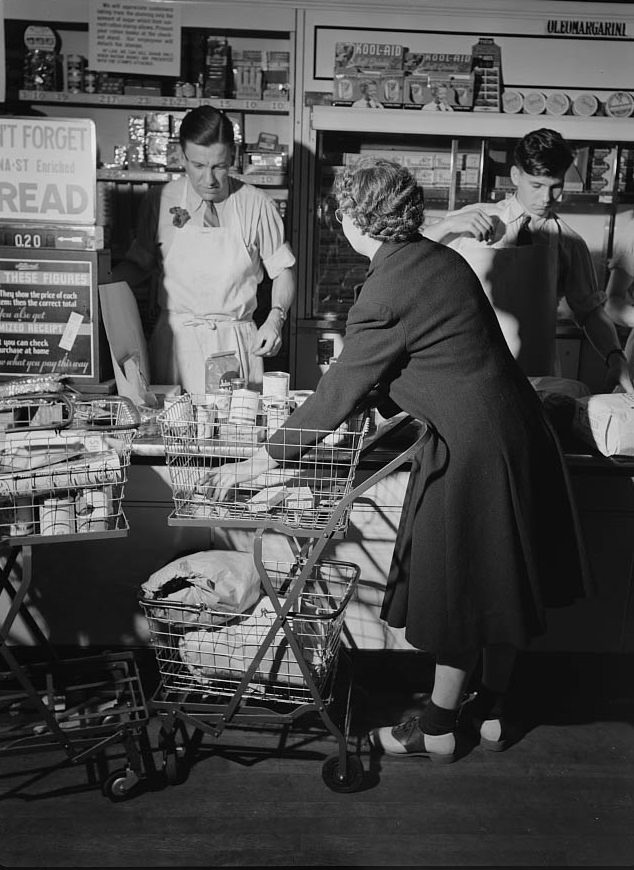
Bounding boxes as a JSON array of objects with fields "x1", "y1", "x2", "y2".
[{"x1": 0, "y1": 118, "x2": 97, "y2": 225}]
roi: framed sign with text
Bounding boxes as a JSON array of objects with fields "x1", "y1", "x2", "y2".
[
  {"x1": 0, "y1": 117, "x2": 97, "y2": 225},
  {"x1": 0, "y1": 248, "x2": 112, "y2": 384}
]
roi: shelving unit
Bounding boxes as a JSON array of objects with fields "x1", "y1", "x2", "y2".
[{"x1": 18, "y1": 91, "x2": 290, "y2": 113}]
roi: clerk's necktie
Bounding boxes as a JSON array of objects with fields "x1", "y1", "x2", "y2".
[
  {"x1": 516, "y1": 214, "x2": 533, "y2": 246},
  {"x1": 204, "y1": 201, "x2": 219, "y2": 227}
]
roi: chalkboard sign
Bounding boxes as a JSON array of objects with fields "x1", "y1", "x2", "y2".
[{"x1": 0, "y1": 248, "x2": 112, "y2": 384}]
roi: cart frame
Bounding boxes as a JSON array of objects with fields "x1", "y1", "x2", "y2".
[{"x1": 146, "y1": 408, "x2": 430, "y2": 792}]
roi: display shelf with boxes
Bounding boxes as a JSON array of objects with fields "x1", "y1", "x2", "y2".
[{"x1": 292, "y1": 104, "x2": 634, "y2": 389}]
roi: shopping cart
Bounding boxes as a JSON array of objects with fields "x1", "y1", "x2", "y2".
[
  {"x1": 0, "y1": 392, "x2": 154, "y2": 801},
  {"x1": 141, "y1": 394, "x2": 430, "y2": 792}
]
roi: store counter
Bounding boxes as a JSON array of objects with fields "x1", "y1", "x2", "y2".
[{"x1": 4, "y1": 415, "x2": 633, "y2": 655}]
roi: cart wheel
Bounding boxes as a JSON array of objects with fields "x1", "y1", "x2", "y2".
[
  {"x1": 164, "y1": 748, "x2": 187, "y2": 785},
  {"x1": 102, "y1": 768, "x2": 138, "y2": 802},
  {"x1": 321, "y1": 752, "x2": 364, "y2": 793}
]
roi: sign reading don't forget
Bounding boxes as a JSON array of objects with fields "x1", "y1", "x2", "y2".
[{"x1": 0, "y1": 117, "x2": 96, "y2": 225}]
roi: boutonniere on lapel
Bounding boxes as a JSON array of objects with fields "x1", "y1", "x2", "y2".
[{"x1": 170, "y1": 206, "x2": 191, "y2": 228}]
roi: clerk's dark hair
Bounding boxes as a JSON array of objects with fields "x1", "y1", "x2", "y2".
[
  {"x1": 514, "y1": 128, "x2": 575, "y2": 178},
  {"x1": 334, "y1": 158, "x2": 425, "y2": 242},
  {"x1": 179, "y1": 105, "x2": 235, "y2": 152}
]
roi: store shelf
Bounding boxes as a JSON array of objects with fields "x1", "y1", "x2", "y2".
[
  {"x1": 96, "y1": 168, "x2": 289, "y2": 196},
  {"x1": 311, "y1": 106, "x2": 634, "y2": 143},
  {"x1": 19, "y1": 91, "x2": 290, "y2": 113}
]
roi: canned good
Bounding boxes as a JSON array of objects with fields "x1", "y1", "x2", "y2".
[
  {"x1": 84, "y1": 70, "x2": 97, "y2": 94},
  {"x1": 66, "y1": 54, "x2": 85, "y2": 93}
]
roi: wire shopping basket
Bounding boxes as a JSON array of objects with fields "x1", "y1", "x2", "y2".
[
  {"x1": 0, "y1": 395, "x2": 140, "y2": 541},
  {"x1": 140, "y1": 558, "x2": 360, "y2": 706},
  {"x1": 158, "y1": 394, "x2": 369, "y2": 537}
]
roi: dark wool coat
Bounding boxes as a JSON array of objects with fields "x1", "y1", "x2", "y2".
[{"x1": 269, "y1": 236, "x2": 591, "y2": 654}]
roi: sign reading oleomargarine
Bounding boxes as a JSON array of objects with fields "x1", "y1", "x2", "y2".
[
  {"x1": 547, "y1": 20, "x2": 628, "y2": 38},
  {"x1": 0, "y1": 253, "x2": 95, "y2": 378},
  {"x1": 0, "y1": 118, "x2": 96, "y2": 225}
]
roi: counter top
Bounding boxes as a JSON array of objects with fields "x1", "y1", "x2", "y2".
[{"x1": 130, "y1": 413, "x2": 634, "y2": 476}]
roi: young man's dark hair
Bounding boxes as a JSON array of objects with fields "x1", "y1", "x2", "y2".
[{"x1": 513, "y1": 128, "x2": 575, "y2": 178}]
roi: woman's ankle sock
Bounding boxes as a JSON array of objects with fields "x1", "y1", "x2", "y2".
[{"x1": 420, "y1": 699, "x2": 458, "y2": 736}]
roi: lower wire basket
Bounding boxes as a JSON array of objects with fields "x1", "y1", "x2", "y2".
[{"x1": 140, "y1": 559, "x2": 360, "y2": 706}]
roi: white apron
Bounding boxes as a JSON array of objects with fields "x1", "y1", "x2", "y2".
[
  {"x1": 150, "y1": 186, "x2": 263, "y2": 393},
  {"x1": 452, "y1": 231, "x2": 560, "y2": 377}
]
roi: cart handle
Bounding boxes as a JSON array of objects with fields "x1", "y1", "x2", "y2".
[
  {"x1": 318, "y1": 418, "x2": 432, "y2": 540},
  {"x1": 0, "y1": 392, "x2": 75, "y2": 433},
  {"x1": 70, "y1": 394, "x2": 142, "y2": 430}
]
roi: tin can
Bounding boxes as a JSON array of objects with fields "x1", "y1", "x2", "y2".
[
  {"x1": 84, "y1": 70, "x2": 97, "y2": 94},
  {"x1": 66, "y1": 54, "x2": 85, "y2": 93}
]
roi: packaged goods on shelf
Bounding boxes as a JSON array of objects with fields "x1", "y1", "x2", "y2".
[
  {"x1": 22, "y1": 24, "x2": 60, "y2": 91},
  {"x1": 333, "y1": 72, "x2": 398, "y2": 108},
  {"x1": 204, "y1": 36, "x2": 231, "y2": 98},
  {"x1": 471, "y1": 38, "x2": 502, "y2": 112},
  {"x1": 604, "y1": 91, "x2": 634, "y2": 118},
  {"x1": 145, "y1": 132, "x2": 169, "y2": 166},
  {"x1": 98, "y1": 73, "x2": 124, "y2": 95},
  {"x1": 545, "y1": 92, "x2": 570, "y2": 115},
  {"x1": 232, "y1": 49, "x2": 263, "y2": 99},
  {"x1": 502, "y1": 90, "x2": 524, "y2": 114},
  {"x1": 146, "y1": 112, "x2": 171, "y2": 133},
  {"x1": 572, "y1": 93, "x2": 599, "y2": 117},
  {"x1": 166, "y1": 138, "x2": 184, "y2": 171},
  {"x1": 334, "y1": 41, "x2": 405, "y2": 73},
  {"x1": 402, "y1": 52, "x2": 475, "y2": 111},
  {"x1": 262, "y1": 50, "x2": 290, "y2": 101},
  {"x1": 523, "y1": 91, "x2": 547, "y2": 115}
]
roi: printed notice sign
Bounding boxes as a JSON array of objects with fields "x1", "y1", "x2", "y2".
[
  {"x1": 0, "y1": 255, "x2": 95, "y2": 378},
  {"x1": 89, "y1": 0, "x2": 181, "y2": 76},
  {"x1": 0, "y1": 118, "x2": 96, "y2": 224}
]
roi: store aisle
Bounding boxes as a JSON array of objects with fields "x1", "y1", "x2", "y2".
[{"x1": 1, "y1": 651, "x2": 633, "y2": 869}]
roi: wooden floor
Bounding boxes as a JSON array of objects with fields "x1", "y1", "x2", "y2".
[{"x1": 1, "y1": 650, "x2": 633, "y2": 869}]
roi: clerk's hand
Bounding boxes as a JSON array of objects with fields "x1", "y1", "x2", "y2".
[
  {"x1": 424, "y1": 205, "x2": 497, "y2": 244},
  {"x1": 605, "y1": 351, "x2": 634, "y2": 394},
  {"x1": 252, "y1": 317, "x2": 282, "y2": 357}
]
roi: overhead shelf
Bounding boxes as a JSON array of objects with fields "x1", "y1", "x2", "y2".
[
  {"x1": 19, "y1": 91, "x2": 290, "y2": 113},
  {"x1": 310, "y1": 106, "x2": 634, "y2": 142}
]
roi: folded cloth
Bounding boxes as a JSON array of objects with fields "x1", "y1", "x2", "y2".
[{"x1": 141, "y1": 550, "x2": 262, "y2": 624}]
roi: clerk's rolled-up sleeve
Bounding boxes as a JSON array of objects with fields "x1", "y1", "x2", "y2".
[{"x1": 255, "y1": 195, "x2": 296, "y2": 279}]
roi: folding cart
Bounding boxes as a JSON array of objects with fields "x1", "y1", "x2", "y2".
[
  {"x1": 0, "y1": 390, "x2": 153, "y2": 801},
  {"x1": 141, "y1": 394, "x2": 429, "y2": 792}
]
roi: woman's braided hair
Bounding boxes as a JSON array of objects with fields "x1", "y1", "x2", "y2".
[{"x1": 333, "y1": 157, "x2": 425, "y2": 242}]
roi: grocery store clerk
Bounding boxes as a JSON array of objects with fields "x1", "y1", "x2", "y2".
[
  {"x1": 424, "y1": 128, "x2": 633, "y2": 393},
  {"x1": 112, "y1": 105, "x2": 296, "y2": 393}
]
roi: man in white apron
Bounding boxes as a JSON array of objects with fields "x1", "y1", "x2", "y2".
[
  {"x1": 113, "y1": 106, "x2": 296, "y2": 394},
  {"x1": 425, "y1": 128, "x2": 633, "y2": 393}
]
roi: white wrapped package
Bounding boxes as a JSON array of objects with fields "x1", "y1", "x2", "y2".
[{"x1": 572, "y1": 393, "x2": 634, "y2": 456}]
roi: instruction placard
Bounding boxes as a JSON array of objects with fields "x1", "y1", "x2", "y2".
[
  {"x1": 89, "y1": 0, "x2": 181, "y2": 76},
  {"x1": 0, "y1": 254, "x2": 95, "y2": 378},
  {"x1": 0, "y1": 118, "x2": 96, "y2": 224}
]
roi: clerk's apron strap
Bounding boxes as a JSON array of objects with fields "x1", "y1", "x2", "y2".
[{"x1": 149, "y1": 310, "x2": 263, "y2": 393}]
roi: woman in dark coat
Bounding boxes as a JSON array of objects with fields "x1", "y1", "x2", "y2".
[{"x1": 207, "y1": 158, "x2": 591, "y2": 763}]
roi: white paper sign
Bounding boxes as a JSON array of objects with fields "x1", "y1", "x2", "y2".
[
  {"x1": 0, "y1": 1, "x2": 5, "y2": 103},
  {"x1": 88, "y1": 0, "x2": 181, "y2": 77},
  {"x1": 0, "y1": 118, "x2": 96, "y2": 224}
]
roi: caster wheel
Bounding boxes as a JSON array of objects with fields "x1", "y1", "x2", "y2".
[
  {"x1": 321, "y1": 752, "x2": 364, "y2": 793},
  {"x1": 102, "y1": 768, "x2": 138, "y2": 802},
  {"x1": 164, "y1": 746, "x2": 187, "y2": 785}
]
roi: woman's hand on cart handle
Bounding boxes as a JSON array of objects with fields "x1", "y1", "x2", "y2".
[{"x1": 203, "y1": 447, "x2": 278, "y2": 501}]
